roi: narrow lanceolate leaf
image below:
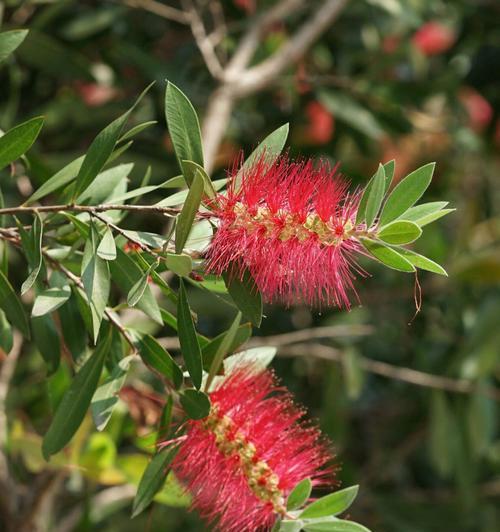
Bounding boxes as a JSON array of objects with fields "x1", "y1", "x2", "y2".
[
  {"x1": 361, "y1": 238, "x2": 415, "y2": 272},
  {"x1": 165, "y1": 81, "x2": 204, "y2": 169},
  {"x1": 399, "y1": 201, "x2": 454, "y2": 227},
  {"x1": 25, "y1": 155, "x2": 85, "y2": 204},
  {"x1": 91, "y1": 354, "x2": 135, "y2": 431},
  {"x1": 398, "y1": 249, "x2": 448, "y2": 276},
  {"x1": 202, "y1": 323, "x2": 252, "y2": 372},
  {"x1": 81, "y1": 226, "x2": 110, "y2": 342},
  {"x1": 0, "y1": 116, "x2": 44, "y2": 171},
  {"x1": 223, "y1": 269, "x2": 263, "y2": 327},
  {"x1": 20, "y1": 214, "x2": 43, "y2": 294},
  {"x1": 205, "y1": 312, "x2": 242, "y2": 392},
  {"x1": 379, "y1": 162, "x2": 435, "y2": 226},
  {"x1": 287, "y1": 478, "x2": 313, "y2": 511},
  {"x1": 31, "y1": 285, "x2": 71, "y2": 317},
  {"x1": 0, "y1": 269, "x2": 29, "y2": 337},
  {"x1": 109, "y1": 249, "x2": 162, "y2": 324},
  {"x1": 0, "y1": 310, "x2": 13, "y2": 353},
  {"x1": 300, "y1": 485, "x2": 359, "y2": 519},
  {"x1": 42, "y1": 331, "x2": 111, "y2": 459},
  {"x1": 356, "y1": 160, "x2": 395, "y2": 224},
  {"x1": 364, "y1": 163, "x2": 386, "y2": 228},
  {"x1": 180, "y1": 389, "x2": 211, "y2": 420},
  {"x1": 127, "y1": 264, "x2": 154, "y2": 307},
  {"x1": 177, "y1": 279, "x2": 203, "y2": 389},
  {"x1": 0, "y1": 29, "x2": 29, "y2": 63},
  {"x1": 378, "y1": 220, "x2": 422, "y2": 245},
  {"x1": 136, "y1": 335, "x2": 183, "y2": 388},
  {"x1": 304, "y1": 519, "x2": 371, "y2": 532},
  {"x1": 234, "y1": 123, "x2": 289, "y2": 192},
  {"x1": 72, "y1": 83, "x2": 153, "y2": 198},
  {"x1": 181, "y1": 159, "x2": 216, "y2": 198},
  {"x1": 132, "y1": 447, "x2": 178, "y2": 518},
  {"x1": 32, "y1": 314, "x2": 60, "y2": 375},
  {"x1": 96, "y1": 226, "x2": 117, "y2": 261},
  {"x1": 175, "y1": 171, "x2": 204, "y2": 254}
]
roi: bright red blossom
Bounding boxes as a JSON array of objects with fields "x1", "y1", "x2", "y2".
[
  {"x1": 206, "y1": 155, "x2": 363, "y2": 307},
  {"x1": 170, "y1": 368, "x2": 334, "y2": 532}
]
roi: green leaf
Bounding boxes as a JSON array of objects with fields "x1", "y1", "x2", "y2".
[
  {"x1": 136, "y1": 335, "x2": 183, "y2": 388},
  {"x1": 234, "y1": 123, "x2": 289, "y2": 192},
  {"x1": 20, "y1": 214, "x2": 43, "y2": 294},
  {"x1": 109, "y1": 249, "x2": 162, "y2": 324},
  {"x1": 300, "y1": 485, "x2": 359, "y2": 519},
  {"x1": 304, "y1": 519, "x2": 371, "y2": 532},
  {"x1": 0, "y1": 29, "x2": 29, "y2": 64},
  {"x1": 398, "y1": 249, "x2": 447, "y2": 276},
  {"x1": 26, "y1": 155, "x2": 85, "y2": 205},
  {"x1": 77, "y1": 163, "x2": 134, "y2": 204},
  {"x1": 177, "y1": 279, "x2": 203, "y2": 389},
  {"x1": 399, "y1": 201, "x2": 454, "y2": 227},
  {"x1": 276, "y1": 520, "x2": 303, "y2": 532},
  {"x1": 205, "y1": 312, "x2": 241, "y2": 392},
  {"x1": 72, "y1": 83, "x2": 153, "y2": 199},
  {"x1": 287, "y1": 478, "x2": 313, "y2": 511},
  {"x1": 319, "y1": 90, "x2": 383, "y2": 139},
  {"x1": 157, "y1": 395, "x2": 174, "y2": 443},
  {"x1": 356, "y1": 160, "x2": 395, "y2": 224},
  {"x1": 180, "y1": 389, "x2": 211, "y2": 420},
  {"x1": 0, "y1": 269, "x2": 29, "y2": 337},
  {"x1": 132, "y1": 447, "x2": 178, "y2": 518},
  {"x1": 175, "y1": 171, "x2": 204, "y2": 254},
  {"x1": 378, "y1": 220, "x2": 422, "y2": 245},
  {"x1": 97, "y1": 226, "x2": 117, "y2": 261},
  {"x1": 0, "y1": 116, "x2": 44, "y2": 170},
  {"x1": 364, "y1": 163, "x2": 385, "y2": 228},
  {"x1": 165, "y1": 81, "x2": 204, "y2": 169},
  {"x1": 81, "y1": 225, "x2": 111, "y2": 342},
  {"x1": 32, "y1": 285, "x2": 71, "y2": 317},
  {"x1": 201, "y1": 323, "x2": 252, "y2": 372},
  {"x1": 165, "y1": 253, "x2": 193, "y2": 277},
  {"x1": 361, "y1": 238, "x2": 415, "y2": 272},
  {"x1": 42, "y1": 331, "x2": 111, "y2": 459},
  {"x1": 119, "y1": 120, "x2": 157, "y2": 142},
  {"x1": 91, "y1": 354, "x2": 135, "y2": 431},
  {"x1": 181, "y1": 159, "x2": 216, "y2": 198},
  {"x1": 379, "y1": 162, "x2": 435, "y2": 226},
  {"x1": 223, "y1": 269, "x2": 263, "y2": 327},
  {"x1": 127, "y1": 263, "x2": 154, "y2": 307},
  {"x1": 32, "y1": 314, "x2": 60, "y2": 375},
  {"x1": 0, "y1": 310, "x2": 13, "y2": 353}
]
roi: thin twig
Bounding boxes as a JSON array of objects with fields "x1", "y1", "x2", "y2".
[
  {"x1": 0, "y1": 203, "x2": 184, "y2": 217},
  {"x1": 235, "y1": 0, "x2": 349, "y2": 97},
  {"x1": 121, "y1": 0, "x2": 189, "y2": 24},
  {"x1": 279, "y1": 343, "x2": 500, "y2": 401},
  {"x1": 0, "y1": 332, "x2": 23, "y2": 526},
  {"x1": 182, "y1": 0, "x2": 225, "y2": 80}
]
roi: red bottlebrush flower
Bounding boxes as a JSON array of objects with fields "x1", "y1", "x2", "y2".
[
  {"x1": 206, "y1": 155, "x2": 362, "y2": 308},
  {"x1": 170, "y1": 367, "x2": 334, "y2": 532},
  {"x1": 412, "y1": 22, "x2": 456, "y2": 56}
]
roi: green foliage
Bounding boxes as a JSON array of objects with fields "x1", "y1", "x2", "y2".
[{"x1": 0, "y1": 3, "x2": 497, "y2": 532}]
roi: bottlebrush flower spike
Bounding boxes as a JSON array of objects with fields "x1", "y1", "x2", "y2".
[
  {"x1": 169, "y1": 367, "x2": 334, "y2": 532},
  {"x1": 206, "y1": 155, "x2": 363, "y2": 307}
]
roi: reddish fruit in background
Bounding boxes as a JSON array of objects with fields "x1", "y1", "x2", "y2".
[
  {"x1": 412, "y1": 22, "x2": 456, "y2": 56},
  {"x1": 305, "y1": 101, "x2": 335, "y2": 144},
  {"x1": 459, "y1": 87, "x2": 493, "y2": 132}
]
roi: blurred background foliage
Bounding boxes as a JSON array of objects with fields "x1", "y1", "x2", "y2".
[{"x1": 0, "y1": 0, "x2": 499, "y2": 531}]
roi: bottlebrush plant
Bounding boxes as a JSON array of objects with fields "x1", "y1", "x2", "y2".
[{"x1": 0, "y1": 31, "x2": 452, "y2": 532}]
